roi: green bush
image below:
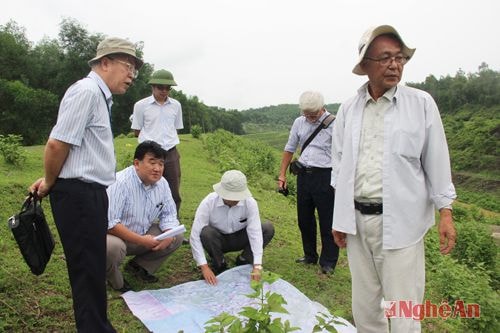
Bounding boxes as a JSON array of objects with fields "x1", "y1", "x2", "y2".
[
  {"x1": 0, "y1": 134, "x2": 27, "y2": 166},
  {"x1": 191, "y1": 124, "x2": 202, "y2": 139},
  {"x1": 204, "y1": 130, "x2": 277, "y2": 178},
  {"x1": 425, "y1": 229, "x2": 500, "y2": 332}
]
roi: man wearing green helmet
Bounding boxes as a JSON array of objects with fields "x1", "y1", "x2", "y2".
[{"x1": 131, "y1": 69, "x2": 184, "y2": 217}]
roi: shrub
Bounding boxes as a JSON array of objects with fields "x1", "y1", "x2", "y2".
[
  {"x1": 0, "y1": 134, "x2": 27, "y2": 166},
  {"x1": 191, "y1": 124, "x2": 202, "y2": 139}
]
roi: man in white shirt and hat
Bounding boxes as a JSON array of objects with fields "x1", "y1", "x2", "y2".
[
  {"x1": 331, "y1": 25, "x2": 456, "y2": 332},
  {"x1": 190, "y1": 170, "x2": 275, "y2": 285}
]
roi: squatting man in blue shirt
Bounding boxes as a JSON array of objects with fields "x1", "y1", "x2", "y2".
[
  {"x1": 190, "y1": 170, "x2": 275, "y2": 285},
  {"x1": 106, "y1": 141, "x2": 183, "y2": 292}
]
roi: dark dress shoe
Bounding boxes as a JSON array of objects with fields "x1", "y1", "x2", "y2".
[
  {"x1": 235, "y1": 255, "x2": 250, "y2": 266},
  {"x1": 116, "y1": 279, "x2": 133, "y2": 293},
  {"x1": 321, "y1": 266, "x2": 334, "y2": 274},
  {"x1": 182, "y1": 237, "x2": 190, "y2": 245},
  {"x1": 126, "y1": 260, "x2": 159, "y2": 283},
  {"x1": 295, "y1": 256, "x2": 318, "y2": 264}
]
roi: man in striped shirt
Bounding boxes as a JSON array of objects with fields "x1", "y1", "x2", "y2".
[
  {"x1": 106, "y1": 141, "x2": 183, "y2": 292},
  {"x1": 30, "y1": 37, "x2": 143, "y2": 332}
]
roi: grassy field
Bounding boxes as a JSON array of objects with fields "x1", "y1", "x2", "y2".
[
  {"x1": 0, "y1": 136, "x2": 353, "y2": 332},
  {"x1": 1, "y1": 134, "x2": 498, "y2": 332}
]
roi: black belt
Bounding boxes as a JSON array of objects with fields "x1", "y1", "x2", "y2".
[
  {"x1": 303, "y1": 167, "x2": 332, "y2": 174},
  {"x1": 354, "y1": 200, "x2": 383, "y2": 215}
]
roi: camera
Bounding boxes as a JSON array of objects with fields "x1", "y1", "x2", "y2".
[{"x1": 278, "y1": 187, "x2": 289, "y2": 197}]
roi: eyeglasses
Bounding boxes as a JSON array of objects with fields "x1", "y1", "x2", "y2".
[
  {"x1": 364, "y1": 54, "x2": 409, "y2": 66},
  {"x1": 154, "y1": 85, "x2": 171, "y2": 91},
  {"x1": 108, "y1": 57, "x2": 139, "y2": 78}
]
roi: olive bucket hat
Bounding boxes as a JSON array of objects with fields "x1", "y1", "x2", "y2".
[
  {"x1": 148, "y1": 69, "x2": 177, "y2": 86},
  {"x1": 88, "y1": 37, "x2": 144, "y2": 69}
]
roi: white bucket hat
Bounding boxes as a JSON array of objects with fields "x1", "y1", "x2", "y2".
[
  {"x1": 213, "y1": 170, "x2": 252, "y2": 201},
  {"x1": 352, "y1": 25, "x2": 415, "y2": 75}
]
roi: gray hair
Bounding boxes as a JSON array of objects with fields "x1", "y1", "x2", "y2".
[{"x1": 299, "y1": 91, "x2": 324, "y2": 112}]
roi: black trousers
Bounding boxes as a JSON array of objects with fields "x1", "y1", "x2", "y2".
[
  {"x1": 297, "y1": 169, "x2": 339, "y2": 268},
  {"x1": 163, "y1": 147, "x2": 181, "y2": 215},
  {"x1": 200, "y1": 221, "x2": 275, "y2": 267},
  {"x1": 50, "y1": 179, "x2": 115, "y2": 333}
]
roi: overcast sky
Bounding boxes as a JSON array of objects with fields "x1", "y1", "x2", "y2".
[{"x1": 2, "y1": 0, "x2": 499, "y2": 110}]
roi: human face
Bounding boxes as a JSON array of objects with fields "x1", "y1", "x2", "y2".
[
  {"x1": 302, "y1": 108, "x2": 325, "y2": 123},
  {"x1": 134, "y1": 153, "x2": 165, "y2": 186},
  {"x1": 102, "y1": 55, "x2": 137, "y2": 94},
  {"x1": 361, "y1": 35, "x2": 405, "y2": 99},
  {"x1": 222, "y1": 199, "x2": 239, "y2": 207},
  {"x1": 152, "y1": 85, "x2": 171, "y2": 103}
]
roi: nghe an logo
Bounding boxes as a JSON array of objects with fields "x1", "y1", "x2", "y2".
[{"x1": 382, "y1": 299, "x2": 480, "y2": 320}]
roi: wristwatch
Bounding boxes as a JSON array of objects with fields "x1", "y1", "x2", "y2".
[{"x1": 253, "y1": 264, "x2": 263, "y2": 270}]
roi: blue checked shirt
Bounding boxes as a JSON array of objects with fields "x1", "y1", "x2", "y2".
[{"x1": 107, "y1": 166, "x2": 179, "y2": 234}]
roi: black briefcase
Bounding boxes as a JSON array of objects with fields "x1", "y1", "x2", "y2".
[{"x1": 8, "y1": 192, "x2": 55, "y2": 275}]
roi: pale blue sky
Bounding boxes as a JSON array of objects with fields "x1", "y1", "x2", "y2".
[{"x1": 2, "y1": 0, "x2": 499, "y2": 110}]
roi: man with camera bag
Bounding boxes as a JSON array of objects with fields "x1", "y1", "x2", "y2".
[{"x1": 277, "y1": 91, "x2": 338, "y2": 274}]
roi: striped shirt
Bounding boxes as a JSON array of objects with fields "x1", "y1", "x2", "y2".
[
  {"x1": 284, "y1": 111, "x2": 333, "y2": 168},
  {"x1": 190, "y1": 192, "x2": 264, "y2": 266},
  {"x1": 131, "y1": 95, "x2": 184, "y2": 151},
  {"x1": 107, "y1": 166, "x2": 179, "y2": 234},
  {"x1": 49, "y1": 71, "x2": 116, "y2": 186}
]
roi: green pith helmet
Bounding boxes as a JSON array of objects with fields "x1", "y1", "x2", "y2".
[{"x1": 148, "y1": 69, "x2": 177, "y2": 86}]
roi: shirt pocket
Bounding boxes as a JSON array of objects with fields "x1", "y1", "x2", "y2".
[{"x1": 394, "y1": 130, "x2": 422, "y2": 160}]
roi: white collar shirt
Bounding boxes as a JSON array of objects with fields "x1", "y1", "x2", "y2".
[
  {"x1": 284, "y1": 111, "x2": 333, "y2": 168},
  {"x1": 131, "y1": 95, "x2": 184, "y2": 151},
  {"x1": 190, "y1": 192, "x2": 264, "y2": 266},
  {"x1": 49, "y1": 71, "x2": 116, "y2": 185},
  {"x1": 331, "y1": 83, "x2": 456, "y2": 249},
  {"x1": 354, "y1": 86, "x2": 396, "y2": 201}
]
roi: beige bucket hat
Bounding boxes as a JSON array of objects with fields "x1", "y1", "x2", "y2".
[
  {"x1": 353, "y1": 25, "x2": 415, "y2": 75},
  {"x1": 88, "y1": 37, "x2": 144, "y2": 69}
]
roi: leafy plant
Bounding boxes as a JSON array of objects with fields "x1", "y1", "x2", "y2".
[
  {"x1": 204, "y1": 271, "x2": 300, "y2": 333},
  {"x1": 204, "y1": 271, "x2": 343, "y2": 333},
  {"x1": 0, "y1": 134, "x2": 27, "y2": 166},
  {"x1": 191, "y1": 124, "x2": 202, "y2": 139}
]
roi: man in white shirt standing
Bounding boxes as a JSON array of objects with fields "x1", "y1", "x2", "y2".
[
  {"x1": 106, "y1": 141, "x2": 183, "y2": 292},
  {"x1": 131, "y1": 70, "x2": 183, "y2": 215},
  {"x1": 331, "y1": 25, "x2": 457, "y2": 332},
  {"x1": 190, "y1": 170, "x2": 275, "y2": 285}
]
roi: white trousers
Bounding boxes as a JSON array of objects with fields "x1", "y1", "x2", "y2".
[{"x1": 347, "y1": 211, "x2": 425, "y2": 333}]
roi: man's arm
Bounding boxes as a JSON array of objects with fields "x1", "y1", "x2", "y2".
[
  {"x1": 277, "y1": 151, "x2": 294, "y2": 190},
  {"x1": 30, "y1": 138, "x2": 70, "y2": 198},
  {"x1": 108, "y1": 223, "x2": 159, "y2": 249},
  {"x1": 438, "y1": 208, "x2": 456, "y2": 254}
]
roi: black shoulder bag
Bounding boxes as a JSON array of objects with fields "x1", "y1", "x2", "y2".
[
  {"x1": 289, "y1": 114, "x2": 335, "y2": 175},
  {"x1": 8, "y1": 192, "x2": 55, "y2": 275}
]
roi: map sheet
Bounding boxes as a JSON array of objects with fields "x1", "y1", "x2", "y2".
[{"x1": 122, "y1": 265, "x2": 356, "y2": 332}]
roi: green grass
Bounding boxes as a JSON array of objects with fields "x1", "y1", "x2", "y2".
[{"x1": 1, "y1": 134, "x2": 498, "y2": 332}]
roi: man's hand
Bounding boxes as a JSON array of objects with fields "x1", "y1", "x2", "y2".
[
  {"x1": 251, "y1": 265, "x2": 262, "y2": 282},
  {"x1": 152, "y1": 236, "x2": 174, "y2": 251},
  {"x1": 332, "y1": 230, "x2": 347, "y2": 248},
  {"x1": 141, "y1": 234, "x2": 161, "y2": 249},
  {"x1": 29, "y1": 177, "x2": 52, "y2": 198},
  {"x1": 438, "y1": 209, "x2": 456, "y2": 255},
  {"x1": 200, "y1": 264, "x2": 217, "y2": 285}
]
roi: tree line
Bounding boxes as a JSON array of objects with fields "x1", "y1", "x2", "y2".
[{"x1": 0, "y1": 19, "x2": 244, "y2": 145}]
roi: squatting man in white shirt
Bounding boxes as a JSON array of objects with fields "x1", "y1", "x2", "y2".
[
  {"x1": 190, "y1": 170, "x2": 275, "y2": 285},
  {"x1": 106, "y1": 141, "x2": 183, "y2": 292}
]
